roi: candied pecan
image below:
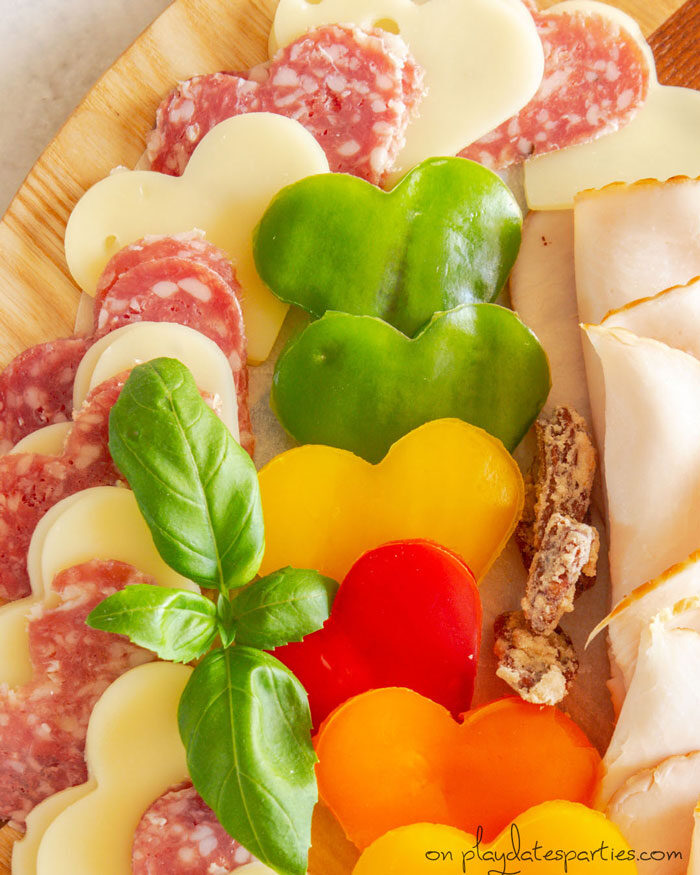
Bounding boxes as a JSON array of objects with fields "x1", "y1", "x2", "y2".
[
  {"x1": 494, "y1": 610, "x2": 578, "y2": 706},
  {"x1": 522, "y1": 513, "x2": 600, "y2": 635},
  {"x1": 516, "y1": 406, "x2": 597, "y2": 567}
]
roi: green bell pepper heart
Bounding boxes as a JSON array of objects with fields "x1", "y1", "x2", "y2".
[
  {"x1": 271, "y1": 304, "x2": 551, "y2": 463},
  {"x1": 254, "y1": 157, "x2": 522, "y2": 337}
]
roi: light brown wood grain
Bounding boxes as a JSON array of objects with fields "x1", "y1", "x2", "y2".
[{"x1": 0, "y1": 0, "x2": 694, "y2": 872}]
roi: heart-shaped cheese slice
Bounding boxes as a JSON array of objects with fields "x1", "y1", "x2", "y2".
[
  {"x1": 599, "y1": 598, "x2": 700, "y2": 807},
  {"x1": 0, "y1": 487, "x2": 195, "y2": 688},
  {"x1": 13, "y1": 662, "x2": 191, "y2": 875},
  {"x1": 607, "y1": 751, "x2": 700, "y2": 874},
  {"x1": 65, "y1": 113, "x2": 330, "y2": 363},
  {"x1": 525, "y1": 85, "x2": 700, "y2": 209},
  {"x1": 72, "y1": 321, "x2": 239, "y2": 439},
  {"x1": 270, "y1": 0, "x2": 544, "y2": 179}
]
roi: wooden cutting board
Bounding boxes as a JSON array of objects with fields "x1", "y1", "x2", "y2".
[{"x1": 0, "y1": 0, "x2": 697, "y2": 872}]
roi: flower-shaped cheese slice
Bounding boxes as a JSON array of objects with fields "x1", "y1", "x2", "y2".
[
  {"x1": 65, "y1": 113, "x2": 330, "y2": 363},
  {"x1": 270, "y1": 0, "x2": 544, "y2": 179},
  {"x1": 583, "y1": 326, "x2": 700, "y2": 606},
  {"x1": 10, "y1": 423, "x2": 72, "y2": 456},
  {"x1": 607, "y1": 751, "x2": 700, "y2": 872},
  {"x1": 0, "y1": 486, "x2": 195, "y2": 688},
  {"x1": 598, "y1": 598, "x2": 700, "y2": 808},
  {"x1": 72, "y1": 321, "x2": 239, "y2": 439},
  {"x1": 13, "y1": 662, "x2": 274, "y2": 875},
  {"x1": 13, "y1": 662, "x2": 191, "y2": 875},
  {"x1": 525, "y1": 40, "x2": 700, "y2": 211}
]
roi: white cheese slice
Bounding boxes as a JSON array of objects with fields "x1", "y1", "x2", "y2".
[
  {"x1": 525, "y1": 86, "x2": 700, "y2": 210},
  {"x1": 270, "y1": 0, "x2": 544, "y2": 179},
  {"x1": 16, "y1": 662, "x2": 191, "y2": 875},
  {"x1": 606, "y1": 751, "x2": 700, "y2": 874},
  {"x1": 10, "y1": 423, "x2": 72, "y2": 456},
  {"x1": 584, "y1": 326, "x2": 700, "y2": 607},
  {"x1": 65, "y1": 113, "x2": 330, "y2": 364},
  {"x1": 592, "y1": 552, "x2": 700, "y2": 695},
  {"x1": 598, "y1": 598, "x2": 700, "y2": 808},
  {"x1": 0, "y1": 487, "x2": 195, "y2": 688},
  {"x1": 72, "y1": 321, "x2": 239, "y2": 440}
]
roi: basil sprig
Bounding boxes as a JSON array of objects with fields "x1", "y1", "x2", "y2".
[{"x1": 87, "y1": 359, "x2": 336, "y2": 875}]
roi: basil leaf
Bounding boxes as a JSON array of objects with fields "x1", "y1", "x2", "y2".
[
  {"x1": 86, "y1": 585, "x2": 217, "y2": 663},
  {"x1": 217, "y1": 592, "x2": 237, "y2": 648},
  {"x1": 109, "y1": 358, "x2": 264, "y2": 591},
  {"x1": 179, "y1": 647, "x2": 316, "y2": 875},
  {"x1": 232, "y1": 567, "x2": 338, "y2": 649}
]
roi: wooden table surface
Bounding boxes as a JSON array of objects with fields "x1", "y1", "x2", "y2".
[{"x1": 0, "y1": 0, "x2": 697, "y2": 872}]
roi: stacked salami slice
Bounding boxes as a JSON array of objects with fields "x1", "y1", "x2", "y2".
[
  {"x1": 0, "y1": 232, "x2": 251, "y2": 603},
  {"x1": 147, "y1": 24, "x2": 426, "y2": 186},
  {"x1": 0, "y1": 560, "x2": 157, "y2": 826}
]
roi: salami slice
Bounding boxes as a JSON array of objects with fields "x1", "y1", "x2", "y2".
[
  {"x1": 96, "y1": 231, "x2": 237, "y2": 301},
  {"x1": 147, "y1": 24, "x2": 426, "y2": 186},
  {"x1": 0, "y1": 337, "x2": 91, "y2": 455},
  {"x1": 63, "y1": 374, "x2": 126, "y2": 487},
  {"x1": 0, "y1": 454, "x2": 74, "y2": 602},
  {"x1": 0, "y1": 560, "x2": 156, "y2": 826},
  {"x1": 460, "y1": 6, "x2": 651, "y2": 169},
  {"x1": 132, "y1": 783, "x2": 260, "y2": 874},
  {"x1": 0, "y1": 374, "x2": 134, "y2": 602},
  {"x1": 93, "y1": 256, "x2": 253, "y2": 455}
]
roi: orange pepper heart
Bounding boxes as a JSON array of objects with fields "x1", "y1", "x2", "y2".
[
  {"x1": 258, "y1": 419, "x2": 523, "y2": 582},
  {"x1": 315, "y1": 688, "x2": 600, "y2": 850},
  {"x1": 352, "y1": 803, "x2": 637, "y2": 874}
]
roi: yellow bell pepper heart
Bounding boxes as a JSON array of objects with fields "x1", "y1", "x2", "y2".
[
  {"x1": 258, "y1": 419, "x2": 524, "y2": 582},
  {"x1": 352, "y1": 803, "x2": 638, "y2": 874}
]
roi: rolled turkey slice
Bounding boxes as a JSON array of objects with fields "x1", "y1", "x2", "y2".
[
  {"x1": 575, "y1": 178, "x2": 700, "y2": 326},
  {"x1": 602, "y1": 276, "x2": 700, "y2": 357},
  {"x1": 607, "y1": 751, "x2": 700, "y2": 874},
  {"x1": 598, "y1": 598, "x2": 700, "y2": 807},
  {"x1": 584, "y1": 326, "x2": 700, "y2": 607}
]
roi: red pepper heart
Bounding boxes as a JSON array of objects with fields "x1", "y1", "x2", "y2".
[{"x1": 274, "y1": 539, "x2": 481, "y2": 728}]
